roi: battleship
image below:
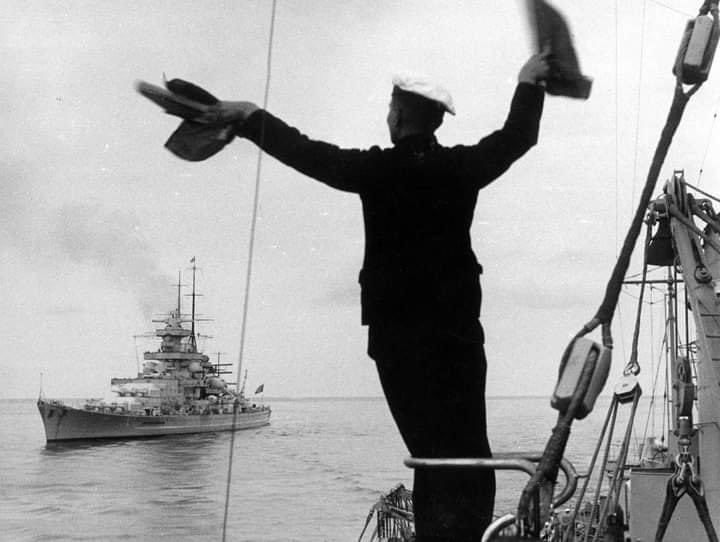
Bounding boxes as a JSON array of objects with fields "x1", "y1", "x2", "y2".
[{"x1": 37, "y1": 261, "x2": 271, "y2": 442}]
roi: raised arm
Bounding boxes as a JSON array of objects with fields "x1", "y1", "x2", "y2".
[
  {"x1": 136, "y1": 80, "x2": 378, "y2": 193},
  {"x1": 459, "y1": 53, "x2": 549, "y2": 189},
  {"x1": 232, "y1": 108, "x2": 380, "y2": 194}
]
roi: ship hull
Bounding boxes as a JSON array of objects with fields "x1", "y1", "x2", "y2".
[{"x1": 37, "y1": 399, "x2": 271, "y2": 442}]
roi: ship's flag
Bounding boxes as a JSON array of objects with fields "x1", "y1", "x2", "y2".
[
  {"x1": 190, "y1": 256, "x2": 195, "y2": 263},
  {"x1": 254, "y1": 384, "x2": 264, "y2": 394}
]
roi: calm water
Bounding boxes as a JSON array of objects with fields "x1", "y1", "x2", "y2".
[{"x1": 0, "y1": 396, "x2": 651, "y2": 541}]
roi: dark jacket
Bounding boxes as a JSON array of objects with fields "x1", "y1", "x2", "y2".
[{"x1": 238, "y1": 83, "x2": 544, "y2": 330}]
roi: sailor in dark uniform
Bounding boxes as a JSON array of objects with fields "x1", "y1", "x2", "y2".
[{"x1": 142, "y1": 53, "x2": 548, "y2": 541}]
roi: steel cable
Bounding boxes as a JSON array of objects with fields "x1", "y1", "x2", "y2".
[{"x1": 222, "y1": 1, "x2": 278, "y2": 540}]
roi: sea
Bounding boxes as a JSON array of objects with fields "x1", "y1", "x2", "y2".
[{"x1": 0, "y1": 396, "x2": 654, "y2": 541}]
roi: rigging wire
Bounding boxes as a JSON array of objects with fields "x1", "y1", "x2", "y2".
[
  {"x1": 616, "y1": 0, "x2": 620, "y2": 256},
  {"x1": 686, "y1": 179, "x2": 720, "y2": 203},
  {"x1": 591, "y1": 392, "x2": 641, "y2": 542},
  {"x1": 696, "y1": 92, "x2": 720, "y2": 186},
  {"x1": 619, "y1": 284, "x2": 665, "y2": 304},
  {"x1": 630, "y1": 0, "x2": 648, "y2": 215},
  {"x1": 647, "y1": 0, "x2": 695, "y2": 17},
  {"x1": 222, "y1": 1, "x2": 278, "y2": 540},
  {"x1": 663, "y1": 277, "x2": 671, "y2": 445},
  {"x1": 613, "y1": 1, "x2": 629, "y2": 367},
  {"x1": 638, "y1": 286, "x2": 668, "y2": 459},
  {"x1": 234, "y1": 2, "x2": 278, "y2": 392},
  {"x1": 622, "y1": 224, "x2": 653, "y2": 376},
  {"x1": 623, "y1": 264, "x2": 672, "y2": 280},
  {"x1": 649, "y1": 285, "x2": 656, "y2": 434},
  {"x1": 520, "y1": 3, "x2": 716, "y2": 528},
  {"x1": 616, "y1": 304, "x2": 628, "y2": 364},
  {"x1": 614, "y1": 0, "x2": 648, "y2": 366}
]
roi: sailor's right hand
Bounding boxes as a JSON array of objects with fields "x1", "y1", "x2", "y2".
[
  {"x1": 197, "y1": 101, "x2": 260, "y2": 126},
  {"x1": 518, "y1": 50, "x2": 550, "y2": 86}
]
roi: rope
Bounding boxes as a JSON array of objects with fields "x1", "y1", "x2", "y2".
[
  {"x1": 696, "y1": 92, "x2": 720, "y2": 186},
  {"x1": 624, "y1": 223, "x2": 653, "y2": 376},
  {"x1": 560, "y1": 388, "x2": 641, "y2": 542},
  {"x1": 591, "y1": 390, "x2": 641, "y2": 542},
  {"x1": 222, "y1": 2, "x2": 278, "y2": 540},
  {"x1": 234, "y1": 0, "x2": 279, "y2": 391},
  {"x1": 630, "y1": 0, "x2": 648, "y2": 214},
  {"x1": 582, "y1": 400, "x2": 619, "y2": 542},
  {"x1": 686, "y1": 180, "x2": 720, "y2": 204},
  {"x1": 587, "y1": 84, "x2": 692, "y2": 335},
  {"x1": 647, "y1": 0, "x2": 695, "y2": 17},
  {"x1": 615, "y1": 0, "x2": 620, "y2": 255},
  {"x1": 639, "y1": 300, "x2": 669, "y2": 459},
  {"x1": 583, "y1": 6, "x2": 713, "y2": 332},
  {"x1": 562, "y1": 397, "x2": 617, "y2": 542},
  {"x1": 516, "y1": 353, "x2": 598, "y2": 535},
  {"x1": 518, "y1": 4, "x2": 718, "y2": 534},
  {"x1": 524, "y1": 78, "x2": 694, "y2": 539}
]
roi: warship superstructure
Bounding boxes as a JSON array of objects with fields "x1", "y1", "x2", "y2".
[{"x1": 37, "y1": 262, "x2": 270, "y2": 442}]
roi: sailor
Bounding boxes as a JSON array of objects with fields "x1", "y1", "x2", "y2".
[{"x1": 140, "y1": 52, "x2": 548, "y2": 541}]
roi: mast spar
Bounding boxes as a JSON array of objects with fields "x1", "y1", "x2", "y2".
[
  {"x1": 176, "y1": 270, "x2": 182, "y2": 315},
  {"x1": 190, "y1": 258, "x2": 197, "y2": 350}
]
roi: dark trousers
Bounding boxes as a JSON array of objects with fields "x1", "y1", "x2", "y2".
[{"x1": 369, "y1": 321, "x2": 495, "y2": 542}]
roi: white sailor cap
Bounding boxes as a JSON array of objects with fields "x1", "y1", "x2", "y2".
[{"x1": 392, "y1": 73, "x2": 456, "y2": 115}]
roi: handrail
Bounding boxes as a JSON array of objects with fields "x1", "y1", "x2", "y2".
[
  {"x1": 404, "y1": 452, "x2": 578, "y2": 508},
  {"x1": 481, "y1": 514, "x2": 516, "y2": 542}
]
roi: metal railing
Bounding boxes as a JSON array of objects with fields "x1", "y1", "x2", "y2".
[{"x1": 404, "y1": 451, "x2": 579, "y2": 541}]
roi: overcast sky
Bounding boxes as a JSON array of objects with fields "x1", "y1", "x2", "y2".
[{"x1": 3, "y1": 0, "x2": 720, "y2": 399}]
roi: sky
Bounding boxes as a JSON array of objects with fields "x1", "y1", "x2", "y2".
[{"x1": 3, "y1": 0, "x2": 720, "y2": 400}]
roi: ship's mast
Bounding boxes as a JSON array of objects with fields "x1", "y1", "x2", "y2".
[
  {"x1": 183, "y1": 259, "x2": 213, "y2": 355},
  {"x1": 666, "y1": 266, "x2": 680, "y2": 455},
  {"x1": 666, "y1": 184, "x2": 720, "y2": 530},
  {"x1": 668, "y1": 266, "x2": 677, "y2": 401},
  {"x1": 176, "y1": 270, "x2": 182, "y2": 315},
  {"x1": 190, "y1": 258, "x2": 197, "y2": 351}
]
